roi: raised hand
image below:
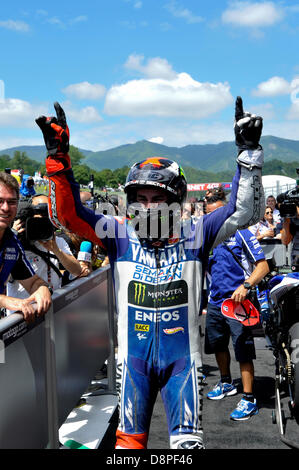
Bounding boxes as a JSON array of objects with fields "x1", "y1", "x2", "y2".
[
  {"x1": 36, "y1": 102, "x2": 70, "y2": 156},
  {"x1": 234, "y1": 96, "x2": 263, "y2": 150},
  {"x1": 36, "y1": 102, "x2": 71, "y2": 175}
]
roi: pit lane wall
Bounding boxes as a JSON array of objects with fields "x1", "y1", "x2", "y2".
[{"x1": 0, "y1": 266, "x2": 116, "y2": 449}]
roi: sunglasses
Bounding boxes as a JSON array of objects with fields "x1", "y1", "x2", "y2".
[{"x1": 265, "y1": 211, "x2": 273, "y2": 214}]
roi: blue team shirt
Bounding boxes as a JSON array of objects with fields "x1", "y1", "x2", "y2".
[
  {"x1": 0, "y1": 228, "x2": 35, "y2": 294},
  {"x1": 208, "y1": 228, "x2": 265, "y2": 306}
]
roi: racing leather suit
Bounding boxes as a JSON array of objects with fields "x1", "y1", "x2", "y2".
[{"x1": 46, "y1": 154, "x2": 264, "y2": 449}]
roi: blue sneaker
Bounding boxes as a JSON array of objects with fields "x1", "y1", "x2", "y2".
[
  {"x1": 230, "y1": 398, "x2": 258, "y2": 420},
  {"x1": 207, "y1": 381, "x2": 237, "y2": 400}
]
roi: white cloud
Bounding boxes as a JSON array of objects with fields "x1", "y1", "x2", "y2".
[
  {"x1": 124, "y1": 54, "x2": 177, "y2": 79},
  {"x1": 252, "y1": 76, "x2": 299, "y2": 99},
  {"x1": 104, "y1": 72, "x2": 233, "y2": 118},
  {"x1": 287, "y1": 80, "x2": 299, "y2": 119},
  {"x1": 62, "y1": 81, "x2": 106, "y2": 100},
  {"x1": 70, "y1": 124, "x2": 130, "y2": 151},
  {"x1": 222, "y1": 1, "x2": 284, "y2": 28},
  {"x1": 263, "y1": 119, "x2": 299, "y2": 137},
  {"x1": 288, "y1": 102, "x2": 299, "y2": 120},
  {"x1": 0, "y1": 99, "x2": 47, "y2": 127},
  {"x1": 252, "y1": 76, "x2": 291, "y2": 97},
  {"x1": 165, "y1": 1, "x2": 204, "y2": 24},
  {"x1": 47, "y1": 17, "x2": 65, "y2": 28},
  {"x1": 69, "y1": 15, "x2": 88, "y2": 24},
  {"x1": 247, "y1": 102, "x2": 276, "y2": 120},
  {"x1": 0, "y1": 20, "x2": 30, "y2": 32},
  {"x1": 61, "y1": 102, "x2": 102, "y2": 123},
  {"x1": 148, "y1": 136, "x2": 164, "y2": 144}
]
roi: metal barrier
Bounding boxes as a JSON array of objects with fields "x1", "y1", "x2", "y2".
[{"x1": 0, "y1": 266, "x2": 116, "y2": 449}]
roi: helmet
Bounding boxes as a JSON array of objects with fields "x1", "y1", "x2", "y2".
[
  {"x1": 124, "y1": 157, "x2": 187, "y2": 243},
  {"x1": 124, "y1": 157, "x2": 187, "y2": 206}
]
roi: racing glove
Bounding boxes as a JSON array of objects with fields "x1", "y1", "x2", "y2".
[
  {"x1": 234, "y1": 96, "x2": 263, "y2": 169},
  {"x1": 35, "y1": 102, "x2": 71, "y2": 176}
]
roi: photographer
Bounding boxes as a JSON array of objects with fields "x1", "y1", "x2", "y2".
[
  {"x1": 7, "y1": 196, "x2": 82, "y2": 310},
  {"x1": 0, "y1": 172, "x2": 51, "y2": 322},
  {"x1": 278, "y1": 172, "x2": 299, "y2": 271}
]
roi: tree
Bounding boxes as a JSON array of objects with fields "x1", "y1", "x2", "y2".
[
  {"x1": 98, "y1": 168, "x2": 114, "y2": 187},
  {"x1": 73, "y1": 165, "x2": 90, "y2": 185},
  {"x1": 0, "y1": 154, "x2": 11, "y2": 171},
  {"x1": 10, "y1": 151, "x2": 41, "y2": 175},
  {"x1": 93, "y1": 172, "x2": 105, "y2": 189},
  {"x1": 69, "y1": 146, "x2": 85, "y2": 167},
  {"x1": 113, "y1": 166, "x2": 130, "y2": 185}
]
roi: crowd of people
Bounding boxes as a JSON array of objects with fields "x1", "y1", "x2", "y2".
[
  {"x1": 0, "y1": 174, "x2": 111, "y2": 320},
  {"x1": 0, "y1": 96, "x2": 298, "y2": 450}
]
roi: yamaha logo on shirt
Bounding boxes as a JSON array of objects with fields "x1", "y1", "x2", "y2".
[{"x1": 4, "y1": 248, "x2": 17, "y2": 261}]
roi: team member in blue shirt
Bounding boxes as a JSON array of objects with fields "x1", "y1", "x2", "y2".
[
  {"x1": 204, "y1": 195, "x2": 269, "y2": 420},
  {"x1": 0, "y1": 172, "x2": 52, "y2": 322}
]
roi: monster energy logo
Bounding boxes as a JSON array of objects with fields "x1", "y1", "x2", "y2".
[
  {"x1": 128, "y1": 280, "x2": 188, "y2": 307},
  {"x1": 134, "y1": 282, "x2": 146, "y2": 304}
]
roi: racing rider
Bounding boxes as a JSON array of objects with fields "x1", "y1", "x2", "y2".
[{"x1": 35, "y1": 97, "x2": 264, "y2": 449}]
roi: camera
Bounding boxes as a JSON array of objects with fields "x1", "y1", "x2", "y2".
[
  {"x1": 278, "y1": 168, "x2": 299, "y2": 218},
  {"x1": 16, "y1": 203, "x2": 55, "y2": 243},
  {"x1": 25, "y1": 217, "x2": 54, "y2": 242}
]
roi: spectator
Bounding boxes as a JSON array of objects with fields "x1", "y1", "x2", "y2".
[
  {"x1": 203, "y1": 186, "x2": 227, "y2": 215},
  {"x1": 181, "y1": 197, "x2": 203, "y2": 222},
  {"x1": 20, "y1": 175, "x2": 36, "y2": 199},
  {"x1": 59, "y1": 230, "x2": 108, "y2": 276},
  {"x1": 7, "y1": 195, "x2": 82, "y2": 310},
  {"x1": 54, "y1": 229, "x2": 92, "y2": 278},
  {"x1": 249, "y1": 206, "x2": 281, "y2": 241},
  {"x1": 181, "y1": 200, "x2": 193, "y2": 220},
  {"x1": 266, "y1": 195, "x2": 281, "y2": 224},
  {"x1": 205, "y1": 186, "x2": 226, "y2": 203},
  {"x1": 204, "y1": 196, "x2": 269, "y2": 421},
  {"x1": 0, "y1": 172, "x2": 51, "y2": 322},
  {"x1": 193, "y1": 200, "x2": 204, "y2": 219}
]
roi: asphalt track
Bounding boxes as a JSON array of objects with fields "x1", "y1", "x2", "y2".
[
  {"x1": 147, "y1": 323, "x2": 299, "y2": 450},
  {"x1": 100, "y1": 319, "x2": 299, "y2": 451}
]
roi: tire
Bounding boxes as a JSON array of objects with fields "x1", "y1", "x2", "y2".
[{"x1": 289, "y1": 322, "x2": 299, "y2": 420}]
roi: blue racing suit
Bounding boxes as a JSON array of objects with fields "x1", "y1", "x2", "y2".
[{"x1": 46, "y1": 152, "x2": 264, "y2": 449}]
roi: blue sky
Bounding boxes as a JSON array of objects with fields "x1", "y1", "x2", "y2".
[{"x1": 1, "y1": 0, "x2": 299, "y2": 152}]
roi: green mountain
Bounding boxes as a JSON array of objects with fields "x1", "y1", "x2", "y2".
[
  {"x1": 0, "y1": 145, "x2": 93, "y2": 164},
  {"x1": 1, "y1": 135, "x2": 299, "y2": 173}
]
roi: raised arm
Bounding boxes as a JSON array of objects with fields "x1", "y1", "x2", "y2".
[
  {"x1": 202, "y1": 97, "x2": 265, "y2": 252},
  {"x1": 35, "y1": 103, "x2": 117, "y2": 250}
]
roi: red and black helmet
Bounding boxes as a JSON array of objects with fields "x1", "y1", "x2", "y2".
[{"x1": 124, "y1": 157, "x2": 187, "y2": 206}]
